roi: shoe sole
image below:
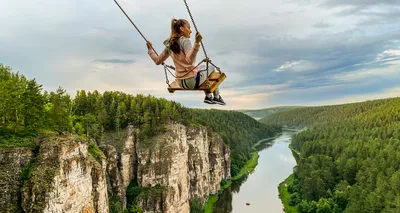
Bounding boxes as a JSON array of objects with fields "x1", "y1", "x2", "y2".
[
  {"x1": 204, "y1": 100, "x2": 214, "y2": 104},
  {"x1": 213, "y1": 101, "x2": 226, "y2": 105}
]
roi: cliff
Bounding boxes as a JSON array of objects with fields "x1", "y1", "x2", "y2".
[
  {"x1": 100, "y1": 127, "x2": 137, "y2": 207},
  {"x1": 135, "y1": 124, "x2": 230, "y2": 213},
  {"x1": 1, "y1": 123, "x2": 230, "y2": 213},
  {"x1": 21, "y1": 136, "x2": 109, "y2": 213},
  {"x1": 0, "y1": 147, "x2": 34, "y2": 212}
]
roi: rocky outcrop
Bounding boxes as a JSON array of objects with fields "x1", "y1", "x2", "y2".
[
  {"x1": 120, "y1": 127, "x2": 137, "y2": 197},
  {"x1": 100, "y1": 126, "x2": 138, "y2": 208},
  {"x1": 136, "y1": 124, "x2": 231, "y2": 213},
  {"x1": 0, "y1": 147, "x2": 34, "y2": 213},
  {"x1": 21, "y1": 137, "x2": 109, "y2": 213},
  {"x1": 100, "y1": 145, "x2": 125, "y2": 205},
  {"x1": 1, "y1": 123, "x2": 230, "y2": 213}
]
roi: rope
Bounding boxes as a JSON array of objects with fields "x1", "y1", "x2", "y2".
[
  {"x1": 164, "y1": 66, "x2": 170, "y2": 86},
  {"x1": 113, "y1": 0, "x2": 175, "y2": 71},
  {"x1": 113, "y1": 0, "x2": 225, "y2": 87},
  {"x1": 113, "y1": 0, "x2": 154, "y2": 53},
  {"x1": 209, "y1": 61, "x2": 222, "y2": 73},
  {"x1": 182, "y1": 0, "x2": 224, "y2": 76},
  {"x1": 183, "y1": 0, "x2": 208, "y2": 60}
]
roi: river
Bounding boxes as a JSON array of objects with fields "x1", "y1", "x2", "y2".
[{"x1": 213, "y1": 132, "x2": 297, "y2": 213}]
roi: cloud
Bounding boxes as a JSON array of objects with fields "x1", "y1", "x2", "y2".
[
  {"x1": 1, "y1": 0, "x2": 400, "y2": 109},
  {"x1": 276, "y1": 61, "x2": 302, "y2": 72},
  {"x1": 308, "y1": 86, "x2": 400, "y2": 106},
  {"x1": 376, "y1": 49, "x2": 400, "y2": 61},
  {"x1": 275, "y1": 60, "x2": 317, "y2": 72},
  {"x1": 93, "y1": 59, "x2": 136, "y2": 64},
  {"x1": 333, "y1": 59, "x2": 400, "y2": 83},
  {"x1": 321, "y1": 0, "x2": 400, "y2": 8},
  {"x1": 279, "y1": 154, "x2": 296, "y2": 164},
  {"x1": 313, "y1": 22, "x2": 333, "y2": 28}
]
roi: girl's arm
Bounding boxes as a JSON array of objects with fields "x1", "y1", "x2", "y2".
[
  {"x1": 182, "y1": 38, "x2": 200, "y2": 64},
  {"x1": 147, "y1": 41, "x2": 170, "y2": 65},
  {"x1": 148, "y1": 48, "x2": 170, "y2": 65}
]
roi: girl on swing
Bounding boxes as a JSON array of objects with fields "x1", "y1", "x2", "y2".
[{"x1": 146, "y1": 18, "x2": 226, "y2": 105}]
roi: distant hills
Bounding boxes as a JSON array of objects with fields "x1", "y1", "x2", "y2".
[
  {"x1": 238, "y1": 106, "x2": 304, "y2": 120},
  {"x1": 259, "y1": 97, "x2": 400, "y2": 128}
]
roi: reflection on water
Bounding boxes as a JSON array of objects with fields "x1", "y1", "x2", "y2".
[
  {"x1": 214, "y1": 175, "x2": 249, "y2": 213},
  {"x1": 254, "y1": 142, "x2": 273, "y2": 151},
  {"x1": 213, "y1": 133, "x2": 296, "y2": 213}
]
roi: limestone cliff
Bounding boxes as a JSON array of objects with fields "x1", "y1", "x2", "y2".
[
  {"x1": 100, "y1": 127, "x2": 138, "y2": 208},
  {"x1": 135, "y1": 124, "x2": 231, "y2": 213},
  {"x1": 1, "y1": 123, "x2": 230, "y2": 213},
  {"x1": 21, "y1": 137, "x2": 109, "y2": 213},
  {"x1": 0, "y1": 147, "x2": 34, "y2": 213}
]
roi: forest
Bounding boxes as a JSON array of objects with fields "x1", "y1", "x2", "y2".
[
  {"x1": 0, "y1": 63, "x2": 280, "y2": 179},
  {"x1": 240, "y1": 106, "x2": 303, "y2": 120},
  {"x1": 262, "y1": 98, "x2": 400, "y2": 212}
]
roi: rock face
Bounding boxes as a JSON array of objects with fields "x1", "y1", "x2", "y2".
[
  {"x1": 0, "y1": 147, "x2": 34, "y2": 213},
  {"x1": 120, "y1": 127, "x2": 137, "y2": 190},
  {"x1": 1, "y1": 123, "x2": 230, "y2": 213},
  {"x1": 136, "y1": 124, "x2": 231, "y2": 213},
  {"x1": 100, "y1": 145, "x2": 125, "y2": 204},
  {"x1": 21, "y1": 137, "x2": 109, "y2": 213},
  {"x1": 100, "y1": 127, "x2": 138, "y2": 207}
]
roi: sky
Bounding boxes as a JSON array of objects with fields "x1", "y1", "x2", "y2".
[{"x1": 1, "y1": 0, "x2": 400, "y2": 110}]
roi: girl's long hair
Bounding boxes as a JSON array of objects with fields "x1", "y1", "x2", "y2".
[{"x1": 169, "y1": 19, "x2": 188, "y2": 54}]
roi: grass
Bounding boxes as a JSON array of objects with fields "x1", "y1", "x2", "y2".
[
  {"x1": 88, "y1": 141, "x2": 105, "y2": 163},
  {"x1": 203, "y1": 195, "x2": 219, "y2": 213},
  {"x1": 289, "y1": 144, "x2": 301, "y2": 163},
  {"x1": 232, "y1": 152, "x2": 259, "y2": 181},
  {"x1": 0, "y1": 128, "x2": 38, "y2": 149},
  {"x1": 278, "y1": 174, "x2": 297, "y2": 213}
]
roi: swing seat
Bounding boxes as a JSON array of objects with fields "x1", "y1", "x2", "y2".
[{"x1": 167, "y1": 72, "x2": 226, "y2": 93}]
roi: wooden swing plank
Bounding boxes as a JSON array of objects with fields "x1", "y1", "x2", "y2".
[{"x1": 167, "y1": 72, "x2": 226, "y2": 93}]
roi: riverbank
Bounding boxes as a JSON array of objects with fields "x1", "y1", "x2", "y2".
[
  {"x1": 253, "y1": 134, "x2": 282, "y2": 151},
  {"x1": 289, "y1": 144, "x2": 300, "y2": 163},
  {"x1": 278, "y1": 174, "x2": 297, "y2": 213},
  {"x1": 278, "y1": 136, "x2": 300, "y2": 213},
  {"x1": 202, "y1": 134, "x2": 281, "y2": 212},
  {"x1": 203, "y1": 152, "x2": 259, "y2": 213}
]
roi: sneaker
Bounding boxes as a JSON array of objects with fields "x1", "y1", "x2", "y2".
[
  {"x1": 213, "y1": 96, "x2": 226, "y2": 105},
  {"x1": 204, "y1": 95, "x2": 214, "y2": 104}
]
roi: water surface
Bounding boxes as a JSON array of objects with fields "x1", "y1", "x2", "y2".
[{"x1": 214, "y1": 133, "x2": 296, "y2": 213}]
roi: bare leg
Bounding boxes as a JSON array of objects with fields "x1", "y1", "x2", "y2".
[{"x1": 213, "y1": 88, "x2": 220, "y2": 98}]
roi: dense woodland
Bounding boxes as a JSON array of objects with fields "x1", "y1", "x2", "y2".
[
  {"x1": 0, "y1": 63, "x2": 280, "y2": 179},
  {"x1": 240, "y1": 106, "x2": 303, "y2": 120},
  {"x1": 262, "y1": 98, "x2": 400, "y2": 212}
]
